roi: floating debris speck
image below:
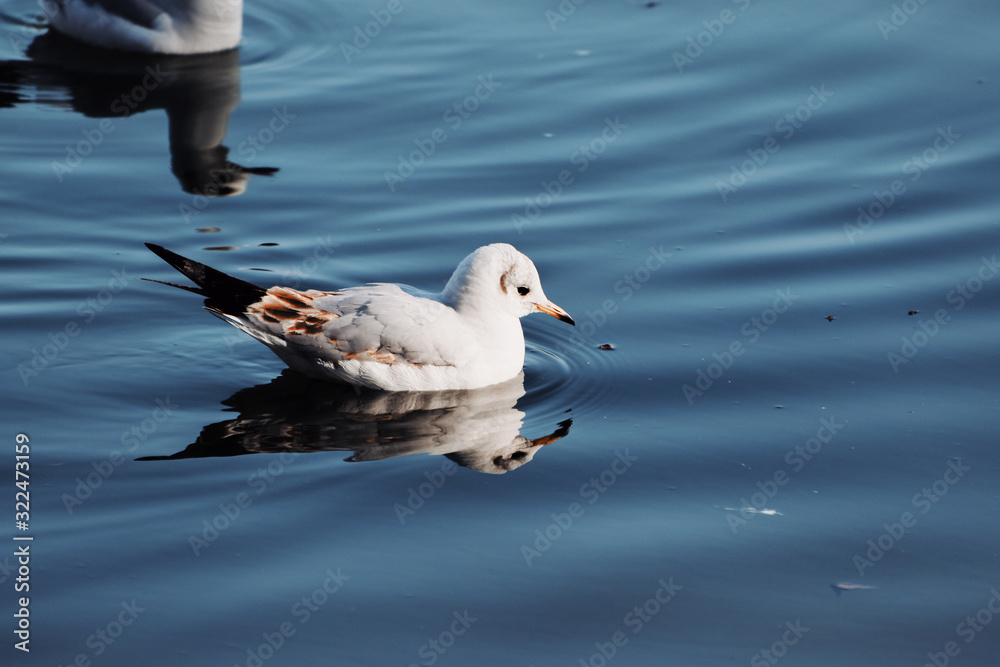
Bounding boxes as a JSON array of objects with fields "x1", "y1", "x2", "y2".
[{"x1": 831, "y1": 582, "x2": 876, "y2": 596}]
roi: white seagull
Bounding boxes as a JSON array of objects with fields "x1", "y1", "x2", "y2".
[
  {"x1": 48, "y1": 0, "x2": 243, "y2": 54},
  {"x1": 144, "y1": 243, "x2": 575, "y2": 391}
]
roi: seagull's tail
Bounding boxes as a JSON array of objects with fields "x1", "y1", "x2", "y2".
[{"x1": 143, "y1": 243, "x2": 267, "y2": 317}]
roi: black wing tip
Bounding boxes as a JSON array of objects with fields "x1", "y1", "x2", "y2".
[
  {"x1": 144, "y1": 241, "x2": 269, "y2": 316},
  {"x1": 140, "y1": 277, "x2": 204, "y2": 295},
  {"x1": 144, "y1": 242, "x2": 188, "y2": 268}
]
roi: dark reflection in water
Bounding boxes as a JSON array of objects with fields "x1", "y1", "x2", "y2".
[
  {"x1": 0, "y1": 30, "x2": 276, "y2": 195},
  {"x1": 138, "y1": 370, "x2": 573, "y2": 474}
]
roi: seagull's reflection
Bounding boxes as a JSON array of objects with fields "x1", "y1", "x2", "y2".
[
  {"x1": 138, "y1": 371, "x2": 572, "y2": 474},
  {"x1": 0, "y1": 29, "x2": 276, "y2": 195}
]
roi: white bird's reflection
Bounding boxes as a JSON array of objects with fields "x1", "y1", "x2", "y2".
[
  {"x1": 0, "y1": 29, "x2": 276, "y2": 195},
  {"x1": 138, "y1": 371, "x2": 572, "y2": 474}
]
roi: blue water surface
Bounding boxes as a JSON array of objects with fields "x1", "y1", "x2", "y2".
[{"x1": 1, "y1": 0, "x2": 999, "y2": 665}]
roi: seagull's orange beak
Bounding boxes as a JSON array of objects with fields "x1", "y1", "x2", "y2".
[{"x1": 534, "y1": 301, "x2": 575, "y2": 326}]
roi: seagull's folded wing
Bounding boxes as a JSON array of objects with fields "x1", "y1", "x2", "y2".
[{"x1": 300, "y1": 284, "x2": 473, "y2": 368}]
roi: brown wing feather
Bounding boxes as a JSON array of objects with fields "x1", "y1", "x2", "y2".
[{"x1": 247, "y1": 287, "x2": 342, "y2": 337}]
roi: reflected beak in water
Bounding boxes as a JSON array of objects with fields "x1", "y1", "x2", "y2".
[{"x1": 534, "y1": 301, "x2": 576, "y2": 326}]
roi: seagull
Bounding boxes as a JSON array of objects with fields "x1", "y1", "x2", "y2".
[
  {"x1": 47, "y1": 0, "x2": 243, "y2": 54},
  {"x1": 144, "y1": 243, "x2": 575, "y2": 391}
]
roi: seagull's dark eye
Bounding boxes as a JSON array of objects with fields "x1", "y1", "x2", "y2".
[{"x1": 517, "y1": 286, "x2": 530, "y2": 296}]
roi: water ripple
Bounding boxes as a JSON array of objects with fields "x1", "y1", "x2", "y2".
[
  {"x1": 239, "y1": 0, "x2": 340, "y2": 78},
  {"x1": 521, "y1": 319, "x2": 621, "y2": 429}
]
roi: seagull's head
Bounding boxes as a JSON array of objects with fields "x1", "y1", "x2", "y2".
[{"x1": 446, "y1": 244, "x2": 575, "y2": 325}]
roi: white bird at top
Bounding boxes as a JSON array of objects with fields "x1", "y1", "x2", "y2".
[{"x1": 48, "y1": 0, "x2": 243, "y2": 54}]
